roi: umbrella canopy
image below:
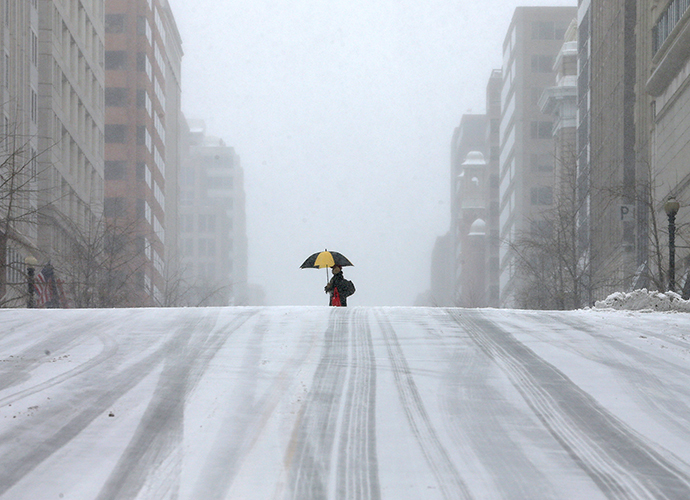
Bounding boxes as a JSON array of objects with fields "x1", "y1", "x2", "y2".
[{"x1": 300, "y1": 250, "x2": 353, "y2": 269}]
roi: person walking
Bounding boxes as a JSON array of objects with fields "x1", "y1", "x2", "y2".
[{"x1": 324, "y1": 265, "x2": 355, "y2": 306}]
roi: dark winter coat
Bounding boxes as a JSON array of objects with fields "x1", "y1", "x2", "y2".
[{"x1": 325, "y1": 271, "x2": 355, "y2": 306}]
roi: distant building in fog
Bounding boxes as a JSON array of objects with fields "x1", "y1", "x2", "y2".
[
  {"x1": 450, "y1": 114, "x2": 487, "y2": 305},
  {"x1": 179, "y1": 120, "x2": 248, "y2": 306},
  {"x1": 498, "y1": 6, "x2": 576, "y2": 307}
]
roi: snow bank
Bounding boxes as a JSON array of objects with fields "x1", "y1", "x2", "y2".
[{"x1": 594, "y1": 289, "x2": 690, "y2": 312}]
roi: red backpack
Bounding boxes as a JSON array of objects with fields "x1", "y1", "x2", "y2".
[{"x1": 331, "y1": 287, "x2": 342, "y2": 307}]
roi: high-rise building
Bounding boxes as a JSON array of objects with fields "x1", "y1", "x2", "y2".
[
  {"x1": 1, "y1": 0, "x2": 105, "y2": 305},
  {"x1": 586, "y1": 0, "x2": 641, "y2": 298},
  {"x1": 646, "y1": 0, "x2": 690, "y2": 294},
  {"x1": 1, "y1": 0, "x2": 42, "y2": 301},
  {"x1": 450, "y1": 114, "x2": 486, "y2": 305},
  {"x1": 179, "y1": 121, "x2": 248, "y2": 306},
  {"x1": 498, "y1": 6, "x2": 576, "y2": 307},
  {"x1": 485, "y1": 69, "x2": 502, "y2": 307},
  {"x1": 103, "y1": 0, "x2": 183, "y2": 306},
  {"x1": 576, "y1": 0, "x2": 592, "y2": 299},
  {"x1": 456, "y1": 150, "x2": 488, "y2": 307},
  {"x1": 438, "y1": 70, "x2": 502, "y2": 309},
  {"x1": 37, "y1": 0, "x2": 106, "y2": 265}
]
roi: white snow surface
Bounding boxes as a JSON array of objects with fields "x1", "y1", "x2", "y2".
[{"x1": 1, "y1": 301, "x2": 690, "y2": 499}]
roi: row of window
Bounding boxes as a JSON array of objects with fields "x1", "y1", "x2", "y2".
[
  {"x1": 104, "y1": 160, "x2": 150, "y2": 181},
  {"x1": 530, "y1": 186, "x2": 553, "y2": 205},
  {"x1": 105, "y1": 13, "x2": 154, "y2": 40},
  {"x1": 104, "y1": 196, "x2": 162, "y2": 241},
  {"x1": 180, "y1": 214, "x2": 221, "y2": 233},
  {"x1": 180, "y1": 238, "x2": 234, "y2": 258},
  {"x1": 653, "y1": 0, "x2": 690, "y2": 53},
  {"x1": 530, "y1": 120, "x2": 552, "y2": 139},
  {"x1": 531, "y1": 21, "x2": 567, "y2": 41},
  {"x1": 104, "y1": 124, "x2": 153, "y2": 147}
]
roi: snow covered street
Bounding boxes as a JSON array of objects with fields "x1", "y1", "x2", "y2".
[{"x1": 1, "y1": 306, "x2": 690, "y2": 499}]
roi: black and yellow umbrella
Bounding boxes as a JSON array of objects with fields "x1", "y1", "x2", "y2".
[
  {"x1": 300, "y1": 249, "x2": 353, "y2": 281},
  {"x1": 300, "y1": 249, "x2": 353, "y2": 269}
]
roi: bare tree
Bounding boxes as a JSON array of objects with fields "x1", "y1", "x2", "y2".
[
  {"x1": 510, "y1": 151, "x2": 594, "y2": 310},
  {"x1": 52, "y1": 212, "x2": 154, "y2": 308},
  {"x1": 0, "y1": 122, "x2": 54, "y2": 306}
]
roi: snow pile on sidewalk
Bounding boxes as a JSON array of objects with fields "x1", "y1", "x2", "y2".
[{"x1": 594, "y1": 289, "x2": 690, "y2": 312}]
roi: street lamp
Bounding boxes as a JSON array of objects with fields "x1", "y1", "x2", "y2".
[
  {"x1": 25, "y1": 256, "x2": 38, "y2": 308},
  {"x1": 664, "y1": 196, "x2": 680, "y2": 292}
]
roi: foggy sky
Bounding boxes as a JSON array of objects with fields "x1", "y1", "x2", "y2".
[{"x1": 166, "y1": 0, "x2": 576, "y2": 306}]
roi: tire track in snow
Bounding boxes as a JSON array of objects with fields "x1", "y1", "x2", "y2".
[
  {"x1": 0, "y1": 316, "x2": 112, "y2": 393},
  {"x1": 0, "y1": 314, "x2": 208, "y2": 497},
  {"x1": 453, "y1": 309, "x2": 690, "y2": 500},
  {"x1": 287, "y1": 308, "x2": 381, "y2": 500},
  {"x1": 431, "y1": 312, "x2": 554, "y2": 499},
  {"x1": 94, "y1": 309, "x2": 257, "y2": 500},
  {"x1": 335, "y1": 308, "x2": 380, "y2": 500},
  {"x1": 496, "y1": 312, "x2": 690, "y2": 457},
  {"x1": 375, "y1": 310, "x2": 472, "y2": 500},
  {"x1": 288, "y1": 309, "x2": 350, "y2": 499},
  {"x1": 188, "y1": 310, "x2": 324, "y2": 500},
  {"x1": 543, "y1": 314, "x2": 690, "y2": 462}
]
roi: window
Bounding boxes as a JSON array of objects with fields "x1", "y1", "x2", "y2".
[
  {"x1": 31, "y1": 30, "x2": 38, "y2": 66},
  {"x1": 136, "y1": 198, "x2": 146, "y2": 219},
  {"x1": 137, "y1": 162, "x2": 146, "y2": 180},
  {"x1": 30, "y1": 88, "x2": 37, "y2": 123},
  {"x1": 530, "y1": 187, "x2": 553, "y2": 206},
  {"x1": 532, "y1": 21, "x2": 554, "y2": 40},
  {"x1": 104, "y1": 160, "x2": 126, "y2": 180},
  {"x1": 531, "y1": 55, "x2": 553, "y2": 73},
  {"x1": 137, "y1": 16, "x2": 147, "y2": 35},
  {"x1": 137, "y1": 52, "x2": 147, "y2": 72},
  {"x1": 137, "y1": 125, "x2": 146, "y2": 145},
  {"x1": 530, "y1": 153, "x2": 553, "y2": 172},
  {"x1": 104, "y1": 124, "x2": 126, "y2": 143},
  {"x1": 105, "y1": 14, "x2": 125, "y2": 33},
  {"x1": 530, "y1": 121, "x2": 552, "y2": 139},
  {"x1": 207, "y1": 176, "x2": 233, "y2": 189},
  {"x1": 135, "y1": 236, "x2": 146, "y2": 255},
  {"x1": 104, "y1": 197, "x2": 125, "y2": 217},
  {"x1": 104, "y1": 51, "x2": 126, "y2": 70},
  {"x1": 105, "y1": 87, "x2": 128, "y2": 107}
]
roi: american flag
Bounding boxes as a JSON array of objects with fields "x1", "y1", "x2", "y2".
[
  {"x1": 33, "y1": 267, "x2": 71, "y2": 308},
  {"x1": 34, "y1": 269, "x2": 53, "y2": 307}
]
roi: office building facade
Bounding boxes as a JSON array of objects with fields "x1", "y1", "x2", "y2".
[
  {"x1": 1, "y1": 0, "x2": 105, "y2": 305},
  {"x1": 179, "y1": 121, "x2": 248, "y2": 306},
  {"x1": 103, "y1": 0, "x2": 182, "y2": 306},
  {"x1": 498, "y1": 6, "x2": 576, "y2": 307}
]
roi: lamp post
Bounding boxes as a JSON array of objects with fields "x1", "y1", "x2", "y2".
[
  {"x1": 25, "y1": 256, "x2": 38, "y2": 308},
  {"x1": 664, "y1": 196, "x2": 680, "y2": 292}
]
